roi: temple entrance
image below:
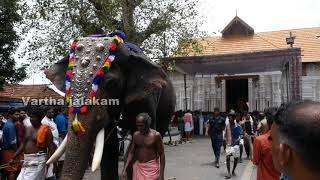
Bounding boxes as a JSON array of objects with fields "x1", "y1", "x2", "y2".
[{"x1": 226, "y1": 79, "x2": 248, "y2": 113}]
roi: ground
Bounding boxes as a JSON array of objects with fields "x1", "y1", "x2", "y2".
[{"x1": 83, "y1": 137, "x2": 257, "y2": 180}]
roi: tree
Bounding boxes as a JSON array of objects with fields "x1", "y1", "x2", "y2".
[
  {"x1": 20, "y1": 0, "x2": 204, "y2": 70},
  {"x1": 0, "y1": 0, "x2": 27, "y2": 87}
]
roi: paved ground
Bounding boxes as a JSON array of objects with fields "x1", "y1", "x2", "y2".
[{"x1": 84, "y1": 137, "x2": 256, "y2": 180}]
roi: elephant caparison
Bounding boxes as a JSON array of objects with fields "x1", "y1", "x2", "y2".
[{"x1": 45, "y1": 34, "x2": 176, "y2": 180}]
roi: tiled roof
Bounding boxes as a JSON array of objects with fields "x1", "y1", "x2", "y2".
[
  {"x1": 0, "y1": 84, "x2": 63, "y2": 101},
  {"x1": 186, "y1": 27, "x2": 320, "y2": 62}
]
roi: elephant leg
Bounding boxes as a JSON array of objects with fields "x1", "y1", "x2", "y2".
[{"x1": 101, "y1": 124, "x2": 119, "y2": 180}]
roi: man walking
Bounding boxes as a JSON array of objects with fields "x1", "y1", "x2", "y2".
[
  {"x1": 252, "y1": 107, "x2": 280, "y2": 180},
  {"x1": 206, "y1": 108, "x2": 225, "y2": 168},
  {"x1": 225, "y1": 112, "x2": 243, "y2": 179},
  {"x1": 10, "y1": 107, "x2": 57, "y2": 180},
  {"x1": 122, "y1": 113, "x2": 165, "y2": 180}
]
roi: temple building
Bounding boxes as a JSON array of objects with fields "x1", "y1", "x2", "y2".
[{"x1": 168, "y1": 16, "x2": 320, "y2": 112}]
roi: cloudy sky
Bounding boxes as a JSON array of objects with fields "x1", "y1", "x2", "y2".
[{"x1": 20, "y1": 0, "x2": 320, "y2": 85}]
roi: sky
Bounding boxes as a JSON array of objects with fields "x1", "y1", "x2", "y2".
[{"x1": 19, "y1": 0, "x2": 320, "y2": 86}]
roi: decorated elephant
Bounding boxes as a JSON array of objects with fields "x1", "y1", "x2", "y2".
[{"x1": 44, "y1": 32, "x2": 176, "y2": 180}]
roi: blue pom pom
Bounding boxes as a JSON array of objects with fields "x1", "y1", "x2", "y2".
[
  {"x1": 93, "y1": 75, "x2": 103, "y2": 84},
  {"x1": 74, "y1": 107, "x2": 81, "y2": 113},
  {"x1": 65, "y1": 76, "x2": 70, "y2": 81},
  {"x1": 70, "y1": 48, "x2": 75, "y2": 54}
]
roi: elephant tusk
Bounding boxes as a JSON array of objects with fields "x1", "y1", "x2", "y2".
[
  {"x1": 92, "y1": 128, "x2": 105, "y2": 172},
  {"x1": 46, "y1": 135, "x2": 68, "y2": 164}
]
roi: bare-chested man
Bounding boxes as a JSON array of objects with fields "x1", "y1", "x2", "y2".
[
  {"x1": 10, "y1": 107, "x2": 57, "y2": 180},
  {"x1": 122, "y1": 113, "x2": 165, "y2": 180}
]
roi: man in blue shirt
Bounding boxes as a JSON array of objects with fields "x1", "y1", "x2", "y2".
[
  {"x1": 206, "y1": 108, "x2": 225, "y2": 168},
  {"x1": 225, "y1": 112, "x2": 243, "y2": 179},
  {"x1": 54, "y1": 108, "x2": 68, "y2": 180},
  {"x1": 54, "y1": 109, "x2": 68, "y2": 139},
  {"x1": 0, "y1": 108, "x2": 19, "y2": 180}
]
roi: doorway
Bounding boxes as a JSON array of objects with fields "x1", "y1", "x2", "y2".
[{"x1": 226, "y1": 79, "x2": 248, "y2": 112}]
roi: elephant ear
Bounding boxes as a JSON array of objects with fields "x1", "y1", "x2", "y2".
[
  {"x1": 115, "y1": 43, "x2": 168, "y2": 105},
  {"x1": 44, "y1": 56, "x2": 69, "y2": 91}
]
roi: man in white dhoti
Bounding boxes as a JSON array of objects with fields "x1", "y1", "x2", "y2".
[
  {"x1": 224, "y1": 112, "x2": 243, "y2": 179},
  {"x1": 10, "y1": 107, "x2": 57, "y2": 180},
  {"x1": 41, "y1": 108, "x2": 60, "y2": 179}
]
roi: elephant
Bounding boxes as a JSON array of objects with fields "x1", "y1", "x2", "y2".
[{"x1": 44, "y1": 33, "x2": 176, "y2": 180}]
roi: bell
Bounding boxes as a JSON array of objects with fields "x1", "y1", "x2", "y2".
[
  {"x1": 76, "y1": 44, "x2": 85, "y2": 51},
  {"x1": 93, "y1": 64, "x2": 97, "y2": 69},
  {"x1": 96, "y1": 43, "x2": 105, "y2": 52},
  {"x1": 96, "y1": 55, "x2": 101, "y2": 61},
  {"x1": 81, "y1": 59, "x2": 90, "y2": 67}
]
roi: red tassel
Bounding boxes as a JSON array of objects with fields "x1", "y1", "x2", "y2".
[
  {"x1": 71, "y1": 42, "x2": 77, "y2": 49},
  {"x1": 69, "y1": 107, "x2": 74, "y2": 113},
  {"x1": 66, "y1": 70, "x2": 73, "y2": 77},
  {"x1": 89, "y1": 90, "x2": 96, "y2": 97},
  {"x1": 95, "y1": 69, "x2": 105, "y2": 76},
  {"x1": 80, "y1": 106, "x2": 88, "y2": 113},
  {"x1": 109, "y1": 43, "x2": 117, "y2": 50}
]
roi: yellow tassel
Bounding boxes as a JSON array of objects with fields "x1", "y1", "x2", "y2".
[{"x1": 71, "y1": 114, "x2": 86, "y2": 136}]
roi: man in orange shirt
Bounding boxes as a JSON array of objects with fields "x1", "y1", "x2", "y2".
[{"x1": 252, "y1": 107, "x2": 280, "y2": 180}]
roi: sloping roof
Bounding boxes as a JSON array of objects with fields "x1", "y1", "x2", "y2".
[
  {"x1": 186, "y1": 27, "x2": 320, "y2": 62},
  {"x1": 221, "y1": 16, "x2": 254, "y2": 36},
  {"x1": 0, "y1": 84, "x2": 63, "y2": 101}
]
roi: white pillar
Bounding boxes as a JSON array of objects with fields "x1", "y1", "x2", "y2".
[
  {"x1": 248, "y1": 78, "x2": 253, "y2": 112},
  {"x1": 221, "y1": 79, "x2": 226, "y2": 112},
  {"x1": 271, "y1": 73, "x2": 282, "y2": 107},
  {"x1": 210, "y1": 75, "x2": 217, "y2": 112}
]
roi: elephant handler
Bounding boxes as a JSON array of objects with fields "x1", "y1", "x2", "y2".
[
  {"x1": 122, "y1": 113, "x2": 165, "y2": 180},
  {"x1": 9, "y1": 107, "x2": 57, "y2": 180}
]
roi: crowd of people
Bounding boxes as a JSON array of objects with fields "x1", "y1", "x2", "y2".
[
  {"x1": 0, "y1": 100, "x2": 319, "y2": 180},
  {"x1": 0, "y1": 106, "x2": 68, "y2": 180},
  {"x1": 171, "y1": 100, "x2": 320, "y2": 180}
]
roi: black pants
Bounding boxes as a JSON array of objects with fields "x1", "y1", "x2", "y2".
[{"x1": 210, "y1": 136, "x2": 223, "y2": 163}]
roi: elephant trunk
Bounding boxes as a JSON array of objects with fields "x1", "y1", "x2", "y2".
[{"x1": 60, "y1": 129, "x2": 94, "y2": 180}]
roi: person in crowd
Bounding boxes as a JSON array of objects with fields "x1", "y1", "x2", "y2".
[
  {"x1": 242, "y1": 112, "x2": 254, "y2": 159},
  {"x1": 225, "y1": 112, "x2": 243, "y2": 179},
  {"x1": 257, "y1": 112, "x2": 267, "y2": 135},
  {"x1": 10, "y1": 106, "x2": 57, "y2": 180},
  {"x1": 54, "y1": 107, "x2": 68, "y2": 179},
  {"x1": 41, "y1": 108, "x2": 59, "y2": 179},
  {"x1": 14, "y1": 110, "x2": 25, "y2": 149},
  {"x1": 19, "y1": 108, "x2": 31, "y2": 127},
  {"x1": 0, "y1": 113, "x2": 7, "y2": 123},
  {"x1": 0, "y1": 120, "x2": 4, "y2": 145},
  {"x1": 0, "y1": 109, "x2": 19, "y2": 180},
  {"x1": 271, "y1": 100, "x2": 320, "y2": 180},
  {"x1": 235, "y1": 113, "x2": 244, "y2": 163},
  {"x1": 0, "y1": 113, "x2": 7, "y2": 124},
  {"x1": 183, "y1": 110, "x2": 193, "y2": 142},
  {"x1": 252, "y1": 107, "x2": 280, "y2": 180},
  {"x1": 122, "y1": 113, "x2": 165, "y2": 180},
  {"x1": 206, "y1": 108, "x2": 225, "y2": 168}
]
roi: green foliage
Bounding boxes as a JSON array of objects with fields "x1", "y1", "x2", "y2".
[
  {"x1": 20, "y1": 0, "x2": 205, "y2": 70},
  {"x1": 0, "y1": 0, "x2": 27, "y2": 87}
]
